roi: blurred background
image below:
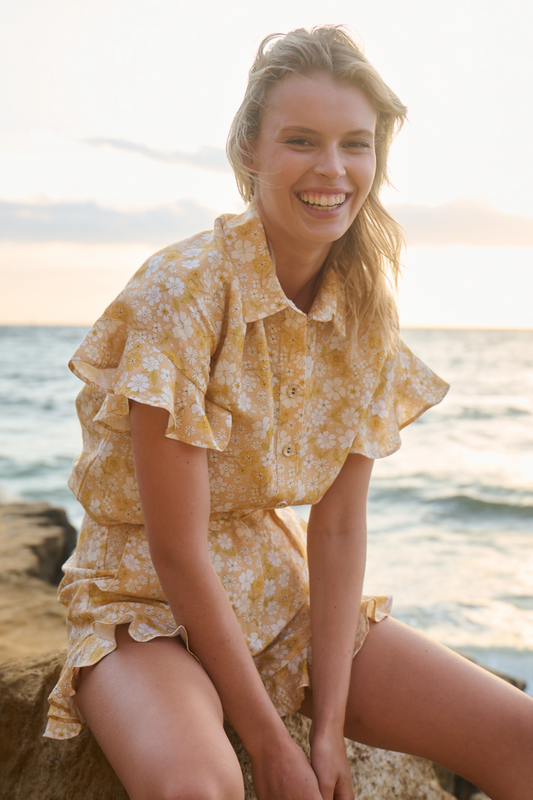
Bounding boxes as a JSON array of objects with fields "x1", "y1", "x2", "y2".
[
  {"x1": 1, "y1": 0, "x2": 532, "y2": 688},
  {"x1": 1, "y1": 0, "x2": 532, "y2": 326}
]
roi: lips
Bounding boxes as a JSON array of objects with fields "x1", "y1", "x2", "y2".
[{"x1": 298, "y1": 192, "x2": 347, "y2": 209}]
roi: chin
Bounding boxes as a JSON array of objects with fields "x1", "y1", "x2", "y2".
[{"x1": 303, "y1": 221, "x2": 351, "y2": 242}]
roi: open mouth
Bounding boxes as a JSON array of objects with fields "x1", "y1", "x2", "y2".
[{"x1": 298, "y1": 192, "x2": 347, "y2": 210}]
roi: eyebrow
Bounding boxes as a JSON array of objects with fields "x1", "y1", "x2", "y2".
[{"x1": 280, "y1": 126, "x2": 375, "y2": 139}]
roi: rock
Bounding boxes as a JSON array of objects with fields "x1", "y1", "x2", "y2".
[
  {"x1": 226, "y1": 715, "x2": 455, "y2": 800},
  {"x1": 0, "y1": 650, "x2": 128, "y2": 800},
  {"x1": 0, "y1": 502, "x2": 76, "y2": 584},
  {"x1": 0, "y1": 650, "x2": 456, "y2": 800},
  {"x1": 0, "y1": 502, "x2": 76, "y2": 663},
  {"x1": 344, "y1": 740, "x2": 456, "y2": 800}
]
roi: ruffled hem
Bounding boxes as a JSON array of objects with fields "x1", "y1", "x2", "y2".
[
  {"x1": 261, "y1": 650, "x2": 312, "y2": 718},
  {"x1": 354, "y1": 594, "x2": 392, "y2": 652},
  {"x1": 261, "y1": 594, "x2": 392, "y2": 717},
  {"x1": 44, "y1": 616, "x2": 191, "y2": 740},
  {"x1": 70, "y1": 326, "x2": 231, "y2": 452},
  {"x1": 44, "y1": 594, "x2": 392, "y2": 740}
]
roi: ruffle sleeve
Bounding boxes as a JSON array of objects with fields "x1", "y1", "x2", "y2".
[
  {"x1": 350, "y1": 337, "x2": 449, "y2": 459},
  {"x1": 69, "y1": 252, "x2": 232, "y2": 452},
  {"x1": 70, "y1": 324, "x2": 231, "y2": 451}
]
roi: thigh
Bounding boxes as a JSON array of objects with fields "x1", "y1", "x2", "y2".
[
  {"x1": 76, "y1": 625, "x2": 244, "y2": 800},
  {"x1": 299, "y1": 617, "x2": 533, "y2": 799}
]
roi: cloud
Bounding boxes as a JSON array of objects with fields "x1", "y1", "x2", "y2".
[
  {"x1": 2, "y1": 196, "x2": 532, "y2": 249},
  {"x1": 83, "y1": 137, "x2": 231, "y2": 173},
  {"x1": 0, "y1": 198, "x2": 216, "y2": 244},
  {"x1": 390, "y1": 198, "x2": 533, "y2": 248}
]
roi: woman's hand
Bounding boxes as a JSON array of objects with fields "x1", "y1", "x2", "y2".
[
  {"x1": 249, "y1": 729, "x2": 323, "y2": 800},
  {"x1": 309, "y1": 723, "x2": 355, "y2": 800}
]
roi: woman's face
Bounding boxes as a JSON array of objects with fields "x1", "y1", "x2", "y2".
[{"x1": 250, "y1": 72, "x2": 378, "y2": 259}]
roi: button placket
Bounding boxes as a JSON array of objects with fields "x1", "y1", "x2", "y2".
[{"x1": 275, "y1": 311, "x2": 307, "y2": 505}]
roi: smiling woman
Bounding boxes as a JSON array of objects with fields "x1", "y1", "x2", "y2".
[
  {"x1": 227, "y1": 33, "x2": 407, "y2": 348},
  {"x1": 248, "y1": 75, "x2": 378, "y2": 312},
  {"x1": 44, "y1": 25, "x2": 533, "y2": 800}
]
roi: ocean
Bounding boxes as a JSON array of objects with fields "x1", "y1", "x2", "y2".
[{"x1": 1, "y1": 325, "x2": 532, "y2": 691}]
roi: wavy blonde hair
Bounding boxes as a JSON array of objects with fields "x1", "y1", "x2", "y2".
[{"x1": 226, "y1": 26, "x2": 407, "y2": 348}]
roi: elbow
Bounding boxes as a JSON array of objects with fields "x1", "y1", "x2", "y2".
[
  {"x1": 308, "y1": 523, "x2": 365, "y2": 541},
  {"x1": 148, "y1": 539, "x2": 212, "y2": 583}
]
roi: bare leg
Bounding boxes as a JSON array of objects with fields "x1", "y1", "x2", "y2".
[
  {"x1": 299, "y1": 618, "x2": 533, "y2": 800},
  {"x1": 76, "y1": 625, "x2": 245, "y2": 800}
]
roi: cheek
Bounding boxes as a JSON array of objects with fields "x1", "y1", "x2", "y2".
[
  {"x1": 356, "y1": 160, "x2": 377, "y2": 200},
  {"x1": 368, "y1": 153, "x2": 378, "y2": 184},
  {"x1": 363, "y1": 155, "x2": 377, "y2": 184}
]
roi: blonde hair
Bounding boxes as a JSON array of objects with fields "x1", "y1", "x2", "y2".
[{"x1": 226, "y1": 26, "x2": 407, "y2": 348}]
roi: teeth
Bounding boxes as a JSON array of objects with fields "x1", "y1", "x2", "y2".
[{"x1": 300, "y1": 193, "x2": 346, "y2": 208}]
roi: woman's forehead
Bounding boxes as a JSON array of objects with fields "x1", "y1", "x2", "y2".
[{"x1": 261, "y1": 72, "x2": 377, "y2": 133}]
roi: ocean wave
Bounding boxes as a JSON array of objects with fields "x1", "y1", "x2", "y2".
[
  {"x1": 0, "y1": 396, "x2": 67, "y2": 413},
  {"x1": 452, "y1": 406, "x2": 531, "y2": 421},
  {"x1": 0, "y1": 455, "x2": 74, "y2": 477},
  {"x1": 428, "y1": 494, "x2": 533, "y2": 520},
  {"x1": 370, "y1": 482, "x2": 533, "y2": 523},
  {"x1": 497, "y1": 595, "x2": 533, "y2": 611}
]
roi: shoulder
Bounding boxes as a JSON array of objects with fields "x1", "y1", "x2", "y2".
[
  {"x1": 102, "y1": 216, "x2": 246, "y2": 328},
  {"x1": 129, "y1": 225, "x2": 234, "y2": 299}
]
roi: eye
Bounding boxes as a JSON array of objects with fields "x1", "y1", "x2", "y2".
[
  {"x1": 285, "y1": 137, "x2": 313, "y2": 147},
  {"x1": 344, "y1": 139, "x2": 372, "y2": 150}
]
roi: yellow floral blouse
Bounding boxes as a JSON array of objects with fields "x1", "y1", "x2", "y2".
[{"x1": 45, "y1": 204, "x2": 449, "y2": 739}]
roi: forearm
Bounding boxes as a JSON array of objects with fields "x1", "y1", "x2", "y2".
[
  {"x1": 307, "y1": 513, "x2": 366, "y2": 732},
  {"x1": 306, "y1": 453, "x2": 373, "y2": 736}
]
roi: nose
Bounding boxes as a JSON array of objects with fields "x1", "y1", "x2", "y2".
[{"x1": 314, "y1": 145, "x2": 346, "y2": 180}]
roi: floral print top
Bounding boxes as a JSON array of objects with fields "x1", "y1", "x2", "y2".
[
  {"x1": 44, "y1": 203, "x2": 448, "y2": 740},
  {"x1": 69, "y1": 204, "x2": 448, "y2": 520}
]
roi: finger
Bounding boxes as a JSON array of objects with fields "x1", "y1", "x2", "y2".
[
  {"x1": 316, "y1": 773, "x2": 337, "y2": 800},
  {"x1": 318, "y1": 783, "x2": 335, "y2": 800},
  {"x1": 333, "y1": 774, "x2": 355, "y2": 800}
]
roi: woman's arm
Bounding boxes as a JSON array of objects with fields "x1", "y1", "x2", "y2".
[
  {"x1": 306, "y1": 453, "x2": 374, "y2": 800},
  {"x1": 129, "y1": 400, "x2": 322, "y2": 800}
]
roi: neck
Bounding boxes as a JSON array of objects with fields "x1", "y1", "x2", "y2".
[{"x1": 266, "y1": 233, "x2": 331, "y2": 315}]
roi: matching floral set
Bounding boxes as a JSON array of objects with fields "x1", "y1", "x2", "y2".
[{"x1": 45, "y1": 204, "x2": 448, "y2": 739}]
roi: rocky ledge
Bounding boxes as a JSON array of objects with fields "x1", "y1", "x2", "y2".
[
  {"x1": 0, "y1": 502, "x2": 76, "y2": 663},
  {"x1": 0, "y1": 502, "x2": 502, "y2": 799}
]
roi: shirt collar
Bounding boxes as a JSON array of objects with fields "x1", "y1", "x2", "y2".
[{"x1": 217, "y1": 203, "x2": 346, "y2": 337}]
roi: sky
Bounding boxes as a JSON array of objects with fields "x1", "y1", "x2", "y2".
[{"x1": 1, "y1": 0, "x2": 532, "y2": 327}]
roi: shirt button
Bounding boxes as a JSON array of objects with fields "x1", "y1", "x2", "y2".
[
  {"x1": 288, "y1": 385, "x2": 298, "y2": 397},
  {"x1": 282, "y1": 444, "x2": 294, "y2": 456},
  {"x1": 275, "y1": 501, "x2": 288, "y2": 509}
]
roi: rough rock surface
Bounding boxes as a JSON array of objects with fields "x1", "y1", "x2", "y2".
[
  {"x1": 0, "y1": 502, "x2": 76, "y2": 663},
  {"x1": 0, "y1": 650, "x2": 456, "y2": 800},
  {"x1": 227, "y1": 713, "x2": 456, "y2": 800}
]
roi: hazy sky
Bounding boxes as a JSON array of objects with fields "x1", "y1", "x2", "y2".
[{"x1": 1, "y1": 0, "x2": 532, "y2": 326}]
